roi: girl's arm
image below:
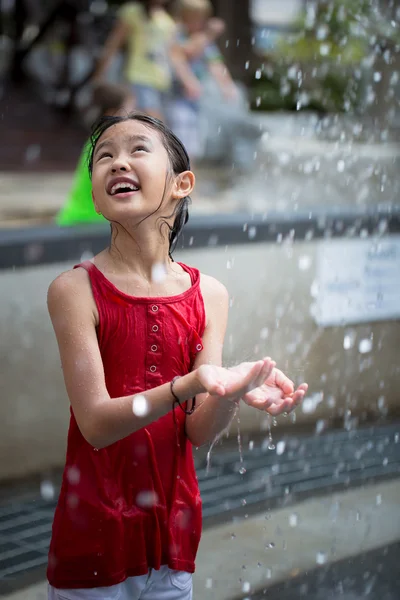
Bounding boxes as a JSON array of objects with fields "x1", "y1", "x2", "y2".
[
  {"x1": 48, "y1": 269, "x2": 267, "y2": 449},
  {"x1": 92, "y1": 18, "x2": 130, "y2": 81},
  {"x1": 185, "y1": 275, "x2": 307, "y2": 446},
  {"x1": 208, "y1": 60, "x2": 238, "y2": 101},
  {"x1": 185, "y1": 274, "x2": 244, "y2": 447},
  {"x1": 169, "y1": 43, "x2": 202, "y2": 100}
]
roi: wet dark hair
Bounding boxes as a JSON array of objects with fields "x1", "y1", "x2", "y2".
[{"x1": 88, "y1": 112, "x2": 191, "y2": 255}]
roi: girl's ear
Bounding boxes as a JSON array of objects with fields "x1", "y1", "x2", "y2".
[{"x1": 173, "y1": 171, "x2": 195, "y2": 200}]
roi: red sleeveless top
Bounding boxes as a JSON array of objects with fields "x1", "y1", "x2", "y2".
[{"x1": 47, "y1": 261, "x2": 206, "y2": 589}]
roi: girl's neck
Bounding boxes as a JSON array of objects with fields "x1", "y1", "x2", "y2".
[{"x1": 105, "y1": 226, "x2": 172, "y2": 281}]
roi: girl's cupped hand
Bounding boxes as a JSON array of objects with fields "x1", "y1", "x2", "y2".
[
  {"x1": 196, "y1": 358, "x2": 275, "y2": 402},
  {"x1": 196, "y1": 359, "x2": 307, "y2": 415}
]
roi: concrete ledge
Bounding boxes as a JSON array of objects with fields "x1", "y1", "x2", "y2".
[{"x1": 1, "y1": 208, "x2": 400, "y2": 270}]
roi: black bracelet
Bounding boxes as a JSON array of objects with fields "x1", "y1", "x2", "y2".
[{"x1": 171, "y1": 376, "x2": 196, "y2": 415}]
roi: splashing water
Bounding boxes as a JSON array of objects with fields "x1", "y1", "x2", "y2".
[
  {"x1": 132, "y1": 395, "x2": 149, "y2": 417},
  {"x1": 40, "y1": 480, "x2": 55, "y2": 501},
  {"x1": 237, "y1": 417, "x2": 244, "y2": 463},
  {"x1": 289, "y1": 513, "x2": 298, "y2": 527},
  {"x1": 276, "y1": 440, "x2": 286, "y2": 455},
  {"x1": 316, "y1": 551, "x2": 327, "y2": 565},
  {"x1": 206, "y1": 435, "x2": 219, "y2": 474},
  {"x1": 267, "y1": 415, "x2": 275, "y2": 450},
  {"x1": 359, "y1": 337, "x2": 373, "y2": 354},
  {"x1": 151, "y1": 262, "x2": 167, "y2": 283}
]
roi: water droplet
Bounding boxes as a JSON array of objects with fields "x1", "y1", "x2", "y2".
[
  {"x1": 343, "y1": 330, "x2": 356, "y2": 350},
  {"x1": 266, "y1": 542, "x2": 275, "y2": 549},
  {"x1": 255, "y1": 69, "x2": 262, "y2": 80},
  {"x1": 315, "y1": 419, "x2": 326, "y2": 435},
  {"x1": 302, "y1": 392, "x2": 323, "y2": 414},
  {"x1": 260, "y1": 327, "x2": 269, "y2": 340},
  {"x1": 373, "y1": 72, "x2": 382, "y2": 82},
  {"x1": 394, "y1": 433, "x2": 399, "y2": 443},
  {"x1": 66, "y1": 466, "x2": 80, "y2": 485},
  {"x1": 40, "y1": 480, "x2": 55, "y2": 501},
  {"x1": 316, "y1": 25, "x2": 329, "y2": 40},
  {"x1": 94, "y1": 570, "x2": 98, "y2": 576},
  {"x1": 25, "y1": 144, "x2": 41, "y2": 163},
  {"x1": 248, "y1": 226, "x2": 257, "y2": 240},
  {"x1": 151, "y1": 262, "x2": 167, "y2": 283},
  {"x1": 337, "y1": 160, "x2": 345, "y2": 173},
  {"x1": 132, "y1": 395, "x2": 149, "y2": 417},
  {"x1": 298, "y1": 255, "x2": 312, "y2": 271},
  {"x1": 80, "y1": 250, "x2": 94, "y2": 262},
  {"x1": 377, "y1": 396, "x2": 386, "y2": 410},
  {"x1": 248, "y1": 440, "x2": 254, "y2": 451},
  {"x1": 382, "y1": 457, "x2": 388, "y2": 466},
  {"x1": 376, "y1": 494, "x2": 382, "y2": 506},
  {"x1": 242, "y1": 581, "x2": 251, "y2": 593},
  {"x1": 241, "y1": 498, "x2": 247, "y2": 506},
  {"x1": 266, "y1": 567, "x2": 272, "y2": 578},
  {"x1": 136, "y1": 490, "x2": 158, "y2": 508},
  {"x1": 205, "y1": 578, "x2": 213, "y2": 589},
  {"x1": 231, "y1": 533, "x2": 236, "y2": 540},
  {"x1": 239, "y1": 467, "x2": 247, "y2": 475},
  {"x1": 319, "y1": 43, "x2": 330, "y2": 56},
  {"x1": 316, "y1": 551, "x2": 327, "y2": 565},
  {"x1": 289, "y1": 513, "x2": 299, "y2": 527},
  {"x1": 359, "y1": 338, "x2": 373, "y2": 354},
  {"x1": 276, "y1": 441, "x2": 286, "y2": 455}
]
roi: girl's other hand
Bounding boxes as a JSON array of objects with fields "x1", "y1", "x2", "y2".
[
  {"x1": 196, "y1": 358, "x2": 275, "y2": 401},
  {"x1": 243, "y1": 368, "x2": 308, "y2": 415}
]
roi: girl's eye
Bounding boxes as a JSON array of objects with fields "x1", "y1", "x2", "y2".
[
  {"x1": 132, "y1": 146, "x2": 147, "y2": 153},
  {"x1": 98, "y1": 152, "x2": 112, "y2": 160}
]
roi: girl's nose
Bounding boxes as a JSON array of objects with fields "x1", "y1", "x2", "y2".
[{"x1": 111, "y1": 157, "x2": 131, "y2": 173}]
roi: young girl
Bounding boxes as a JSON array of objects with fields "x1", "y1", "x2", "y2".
[
  {"x1": 46, "y1": 112, "x2": 307, "y2": 599},
  {"x1": 93, "y1": 0, "x2": 176, "y2": 120}
]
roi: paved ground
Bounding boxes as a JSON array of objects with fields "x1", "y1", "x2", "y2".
[
  {"x1": 0, "y1": 423, "x2": 399, "y2": 599},
  {"x1": 1, "y1": 479, "x2": 399, "y2": 600}
]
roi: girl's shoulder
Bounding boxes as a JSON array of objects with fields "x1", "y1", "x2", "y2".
[
  {"x1": 199, "y1": 272, "x2": 229, "y2": 304},
  {"x1": 47, "y1": 266, "x2": 98, "y2": 321}
]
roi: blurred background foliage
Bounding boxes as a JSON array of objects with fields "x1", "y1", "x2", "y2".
[{"x1": 250, "y1": 0, "x2": 399, "y2": 114}]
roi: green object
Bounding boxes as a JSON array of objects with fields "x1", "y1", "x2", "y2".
[{"x1": 56, "y1": 142, "x2": 106, "y2": 227}]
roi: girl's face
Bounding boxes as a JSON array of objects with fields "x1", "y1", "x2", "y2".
[{"x1": 91, "y1": 120, "x2": 187, "y2": 224}]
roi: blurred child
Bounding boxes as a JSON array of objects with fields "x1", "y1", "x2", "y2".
[
  {"x1": 93, "y1": 0, "x2": 176, "y2": 120},
  {"x1": 56, "y1": 83, "x2": 135, "y2": 226},
  {"x1": 168, "y1": 0, "x2": 238, "y2": 161}
]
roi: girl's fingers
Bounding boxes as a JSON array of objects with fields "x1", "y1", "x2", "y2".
[
  {"x1": 243, "y1": 361, "x2": 264, "y2": 390},
  {"x1": 274, "y1": 369, "x2": 295, "y2": 394},
  {"x1": 254, "y1": 359, "x2": 274, "y2": 388}
]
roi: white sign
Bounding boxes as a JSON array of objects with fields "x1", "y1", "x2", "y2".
[
  {"x1": 314, "y1": 236, "x2": 400, "y2": 327},
  {"x1": 250, "y1": 0, "x2": 302, "y2": 25}
]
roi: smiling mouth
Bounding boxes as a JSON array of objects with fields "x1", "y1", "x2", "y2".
[{"x1": 109, "y1": 182, "x2": 140, "y2": 195}]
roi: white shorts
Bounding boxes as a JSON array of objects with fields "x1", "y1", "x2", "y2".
[{"x1": 48, "y1": 566, "x2": 192, "y2": 600}]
